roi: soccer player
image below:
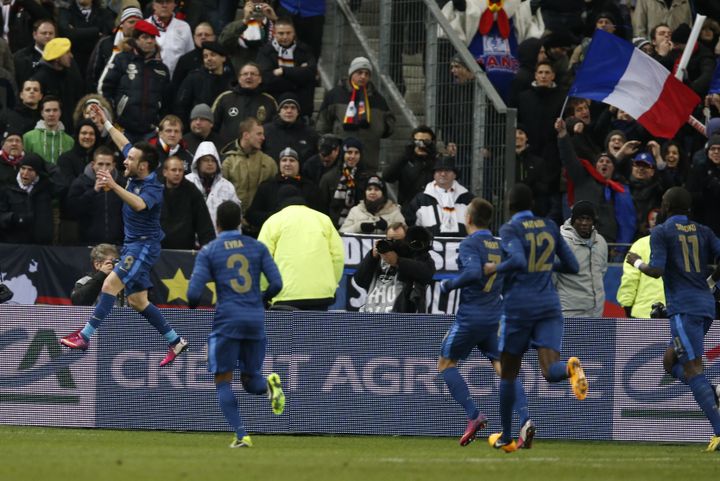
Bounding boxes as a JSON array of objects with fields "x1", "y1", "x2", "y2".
[
  {"x1": 187, "y1": 201, "x2": 285, "y2": 448},
  {"x1": 60, "y1": 105, "x2": 189, "y2": 367},
  {"x1": 484, "y1": 184, "x2": 586, "y2": 452},
  {"x1": 438, "y1": 198, "x2": 532, "y2": 447},
  {"x1": 626, "y1": 187, "x2": 720, "y2": 452}
]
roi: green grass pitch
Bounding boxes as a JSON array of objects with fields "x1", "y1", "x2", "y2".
[{"x1": 1, "y1": 426, "x2": 717, "y2": 481}]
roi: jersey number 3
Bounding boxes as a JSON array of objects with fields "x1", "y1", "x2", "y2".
[
  {"x1": 678, "y1": 234, "x2": 700, "y2": 273},
  {"x1": 227, "y1": 254, "x2": 252, "y2": 293},
  {"x1": 525, "y1": 232, "x2": 555, "y2": 272}
]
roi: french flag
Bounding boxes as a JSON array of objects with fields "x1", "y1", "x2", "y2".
[{"x1": 569, "y1": 30, "x2": 700, "y2": 139}]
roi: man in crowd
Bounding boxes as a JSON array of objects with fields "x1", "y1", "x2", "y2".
[
  {"x1": 146, "y1": 0, "x2": 194, "y2": 77},
  {"x1": 302, "y1": 133, "x2": 341, "y2": 184},
  {"x1": 262, "y1": 94, "x2": 318, "y2": 164},
  {"x1": 0, "y1": 126, "x2": 26, "y2": 186},
  {"x1": 71, "y1": 243, "x2": 121, "y2": 306},
  {"x1": 183, "y1": 104, "x2": 223, "y2": 154},
  {"x1": 382, "y1": 126, "x2": 439, "y2": 206},
  {"x1": 0, "y1": 79, "x2": 42, "y2": 134},
  {"x1": 13, "y1": 19, "x2": 55, "y2": 87},
  {"x1": 149, "y1": 115, "x2": 193, "y2": 173},
  {"x1": 57, "y1": 0, "x2": 114, "y2": 75},
  {"x1": 172, "y1": 21, "x2": 216, "y2": 92},
  {"x1": 23, "y1": 95, "x2": 74, "y2": 164}
]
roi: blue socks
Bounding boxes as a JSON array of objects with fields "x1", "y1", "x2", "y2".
[
  {"x1": 547, "y1": 361, "x2": 568, "y2": 383},
  {"x1": 688, "y1": 374, "x2": 720, "y2": 435},
  {"x1": 442, "y1": 367, "x2": 480, "y2": 420},
  {"x1": 241, "y1": 373, "x2": 268, "y2": 395},
  {"x1": 499, "y1": 379, "x2": 515, "y2": 443},
  {"x1": 670, "y1": 362, "x2": 686, "y2": 384},
  {"x1": 80, "y1": 292, "x2": 116, "y2": 340},
  {"x1": 216, "y1": 381, "x2": 246, "y2": 438},
  {"x1": 139, "y1": 304, "x2": 178, "y2": 343},
  {"x1": 514, "y1": 380, "x2": 530, "y2": 426}
]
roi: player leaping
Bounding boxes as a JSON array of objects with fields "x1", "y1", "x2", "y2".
[
  {"x1": 484, "y1": 184, "x2": 586, "y2": 453},
  {"x1": 60, "y1": 104, "x2": 188, "y2": 367},
  {"x1": 187, "y1": 201, "x2": 285, "y2": 448},
  {"x1": 626, "y1": 187, "x2": 720, "y2": 452}
]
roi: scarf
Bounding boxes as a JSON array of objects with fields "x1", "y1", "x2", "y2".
[
  {"x1": 16, "y1": 171, "x2": 38, "y2": 193},
  {"x1": 365, "y1": 196, "x2": 385, "y2": 215},
  {"x1": 240, "y1": 16, "x2": 272, "y2": 46},
  {"x1": 432, "y1": 182, "x2": 459, "y2": 233},
  {"x1": 151, "y1": 14, "x2": 172, "y2": 32},
  {"x1": 0, "y1": 149, "x2": 22, "y2": 167},
  {"x1": 159, "y1": 138, "x2": 180, "y2": 156},
  {"x1": 271, "y1": 38, "x2": 296, "y2": 67},
  {"x1": 333, "y1": 163, "x2": 357, "y2": 225},
  {"x1": 478, "y1": 0, "x2": 510, "y2": 39},
  {"x1": 343, "y1": 82, "x2": 371, "y2": 127},
  {"x1": 77, "y1": 0, "x2": 92, "y2": 21},
  {"x1": 200, "y1": 172, "x2": 215, "y2": 196}
]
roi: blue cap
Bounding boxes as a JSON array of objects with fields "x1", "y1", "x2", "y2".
[{"x1": 633, "y1": 151, "x2": 655, "y2": 167}]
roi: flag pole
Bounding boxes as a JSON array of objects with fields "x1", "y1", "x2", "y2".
[
  {"x1": 677, "y1": 14, "x2": 708, "y2": 137},
  {"x1": 559, "y1": 95, "x2": 570, "y2": 118}
]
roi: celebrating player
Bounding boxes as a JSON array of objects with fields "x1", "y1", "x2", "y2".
[
  {"x1": 187, "y1": 201, "x2": 285, "y2": 448},
  {"x1": 626, "y1": 187, "x2": 720, "y2": 452},
  {"x1": 438, "y1": 198, "x2": 532, "y2": 447},
  {"x1": 484, "y1": 184, "x2": 586, "y2": 452},
  {"x1": 60, "y1": 105, "x2": 189, "y2": 367}
]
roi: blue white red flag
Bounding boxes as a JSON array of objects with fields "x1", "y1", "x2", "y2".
[{"x1": 709, "y1": 60, "x2": 720, "y2": 94}]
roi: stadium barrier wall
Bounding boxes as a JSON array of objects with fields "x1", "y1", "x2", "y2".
[{"x1": 1, "y1": 305, "x2": 718, "y2": 442}]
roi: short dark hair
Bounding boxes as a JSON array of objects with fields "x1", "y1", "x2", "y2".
[
  {"x1": 274, "y1": 17, "x2": 295, "y2": 29},
  {"x1": 33, "y1": 18, "x2": 56, "y2": 32},
  {"x1": 40, "y1": 95, "x2": 62, "y2": 110},
  {"x1": 508, "y1": 183, "x2": 534, "y2": 213},
  {"x1": 535, "y1": 60, "x2": 555, "y2": 73},
  {"x1": 663, "y1": 186, "x2": 691, "y2": 214},
  {"x1": 133, "y1": 141, "x2": 159, "y2": 171},
  {"x1": 411, "y1": 125, "x2": 435, "y2": 142},
  {"x1": 239, "y1": 117, "x2": 260, "y2": 136},
  {"x1": 467, "y1": 198, "x2": 493, "y2": 228},
  {"x1": 93, "y1": 145, "x2": 115, "y2": 160},
  {"x1": 216, "y1": 201, "x2": 242, "y2": 231},
  {"x1": 650, "y1": 23, "x2": 670, "y2": 42}
]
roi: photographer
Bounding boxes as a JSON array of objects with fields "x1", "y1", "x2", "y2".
[
  {"x1": 353, "y1": 222, "x2": 435, "y2": 313},
  {"x1": 382, "y1": 125, "x2": 439, "y2": 206},
  {"x1": 71, "y1": 243, "x2": 124, "y2": 306}
]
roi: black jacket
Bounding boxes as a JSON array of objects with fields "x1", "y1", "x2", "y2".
[
  {"x1": 246, "y1": 174, "x2": 324, "y2": 229},
  {"x1": 57, "y1": 1, "x2": 115, "y2": 74},
  {"x1": 71, "y1": 270, "x2": 107, "y2": 306},
  {"x1": 212, "y1": 84, "x2": 277, "y2": 148},
  {"x1": 382, "y1": 145, "x2": 437, "y2": 206},
  {"x1": 256, "y1": 40, "x2": 317, "y2": 115},
  {"x1": 1, "y1": 0, "x2": 54, "y2": 53},
  {"x1": 13, "y1": 44, "x2": 41, "y2": 87},
  {"x1": 261, "y1": 116, "x2": 318, "y2": 164},
  {"x1": 160, "y1": 178, "x2": 215, "y2": 250},
  {"x1": 171, "y1": 47, "x2": 203, "y2": 93},
  {"x1": 66, "y1": 164, "x2": 124, "y2": 245},
  {"x1": 0, "y1": 175, "x2": 55, "y2": 244},
  {"x1": 30, "y1": 61, "x2": 85, "y2": 133},
  {"x1": 86, "y1": 34, "x2": 114, "y2": 93},
  {"x1": 0, "y1": 102, "x2": 39, "y2": 136},
  {"x1": 175, "y1": 67, "x2": 234, "y2": 125}
]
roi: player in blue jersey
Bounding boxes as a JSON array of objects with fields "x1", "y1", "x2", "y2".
[
  {"x1": 60, "y1": 110, "x2": 189, "y2": 367},
  {"x1": 438, "y1": 198, "x2": 533, "y2": 448},
  {"x1": 484, "y1": 184, "x2": 586, "y2": 452},
  {"x1": 626, "y1": 187, "x2": 720, "y2": 452},
  {"x1": 187, "y1": 201, "x2": 285, "y2": 448}
]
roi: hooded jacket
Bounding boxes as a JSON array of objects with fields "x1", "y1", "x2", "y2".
[
  {"x1": 220, "y1": 139, "x2": 278, "y2": 211},
  {"x1": 554, "y1": 218, "x2": 608, "y2": 318},
  {"x1": 57, "y1": 119, "x2": 101, "y2": 184},
  {"x1": 185, "y1": 141, "x2": 241, "y2": 227},
  {"x1": 23, "y1": 120, "x2": 75, "y2": 165},
  {"x1": 0, "y1": 164, "x2": 55, "y2": 244}
]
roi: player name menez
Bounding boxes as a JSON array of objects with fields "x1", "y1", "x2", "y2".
[
  {"x1": 674, "y1": 223, "x2": 696, "y2": 232},
  {"x1": 483, "y1": 239, "x2": 499, "y2": 250},
  {"x1": 223, "y1": 239, "x2": 245, "y2": 249},
  {"x1": 522, "y1": 219, "x2": 546, "y2": 229}
]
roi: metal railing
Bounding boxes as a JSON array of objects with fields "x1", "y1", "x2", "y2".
[{"x1": 319, "y1": 0, "x2": 517, "y2": 226}]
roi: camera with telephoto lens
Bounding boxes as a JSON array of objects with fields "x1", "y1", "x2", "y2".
[{"x1": 375, "y1": 239, "x2": 398, "y2": 254}]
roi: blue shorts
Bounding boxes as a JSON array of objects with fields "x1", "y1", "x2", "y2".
[
  {"x1": 114, "y1": 242, "x2": 160, "y2": 295},
  {"x1": 440, "y1": 322, "x2": 500, "y2": 362},
  {"x1": 669, "y1": 314, "x2": 712, "y2": 364},
  {"x1": 501, "y1": 313, "x2": 563, "y2": 356},
  {"x1": 207, "y1": 332, "x2": 266, "y2": 375}
]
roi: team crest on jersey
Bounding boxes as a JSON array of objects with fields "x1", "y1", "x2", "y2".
[
  {"x1": 228, "y1": 107, "x2": 239, "y2": 117},
  {"x1": 133, "y1": 187, "x2": 141, "y2": 194},
  {"x1": 257, "y1": 106, "x2": 267, "y2": 122},
  {"x1": 126, "y1": 63, "x2": 138, "y2": 80}
]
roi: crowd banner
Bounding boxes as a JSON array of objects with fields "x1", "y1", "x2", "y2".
[
  {"x1": 1, "y1": 305, "x2": 718, "y2": 442},
  {"x1": 0, "y1": 239, "x2": 627, "y2": 316}
]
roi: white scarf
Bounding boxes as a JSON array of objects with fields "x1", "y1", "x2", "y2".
[
  {"x1": 271, "y1": 38, "x2": 296, "y2": 67},
  {"x1": 432, "y1": 182, "x2": 459, "y2": 233},
  {"x1": 16, "y1": 171, "x2": 38, "y2": 193}
]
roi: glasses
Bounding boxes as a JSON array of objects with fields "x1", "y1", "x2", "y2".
[{"x1": 709, "y1": 146, "x2": 720, "y2": 153}]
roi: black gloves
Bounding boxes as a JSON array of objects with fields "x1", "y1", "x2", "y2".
[
  {"x1": 375, "y1": 217, "x2": 388, "y2": 232},
  {"x1": 360, "y1": 217, "x2": 388, "y2": 233},
  {"x1": 12, "y1": 212, "x2": 33, "y2": 225}
]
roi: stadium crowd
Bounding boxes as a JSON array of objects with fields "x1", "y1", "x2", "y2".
[{"x1": 0, "y1": 0, "x2": 720, "y2": 290}]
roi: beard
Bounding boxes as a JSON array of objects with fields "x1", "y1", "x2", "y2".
[{"x1": 365, "y1": 196, "x2": 385, "y2": 215}]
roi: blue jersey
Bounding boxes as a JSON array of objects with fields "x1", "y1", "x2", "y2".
[
  {"x1": 445, "y1": 229, "x2": 504, "y2": 326},
  {"x1": 649, "y1": 215, "x2": 720, "y2": 318},
  {"x1": 187, "y1": 230, "x2": 283, "y2": 339},
  {"x1": 123, "y1": 172, "x2": 165, "y2": 243},
  {"x1": 496, "y1": 210, "x2": 579, "y2": 320}
]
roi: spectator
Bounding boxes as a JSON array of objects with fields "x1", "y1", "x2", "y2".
[
  {"x1": 276, "y1": 0, "x2": 325, "y2": 61},
  {"x1": 302, "y1": 133, "x2": 341, "y2": 185},
  {"x1": 30, "y1": 37, "x2": 84, "y2": 132},
  {"x1": 185, "y1": 140, "x2": 240, "y2": 229},
  {"x1": 354, "y1": 223, "x2": 435, "y2": 313},
  {"x1": 0, "y1": 126, "x2": 24, "y2": 186},
  {"x1": 316, "y1": 56, "x2": 395, "y2": 173},
  {"x1": 13, "y1": 18, "x2": 54, "y2": 88},
  {"x1": 632, "y1": 37, "x2": 655, "y2": 56},
  {"x1": 58, "y1": 0, "x2": 115, "y2": 75},
  {"x1": 382, "y1": 125, "x2": 439, "y2": 207},
  {"x1": 183, "y1": 103, "x2": 223, "y2": 154},
  {"x1": 218, "y1": 0, "x2": 278, "y2": 73},
  {"x1": 72, "y1": 95, "x2": 116, "y2": 147},
  {"x1": 687, "y1": 135, "x2": 720, "y2": 237},
  {"x1": 256, "y1": 18, "x2": 316, "y2": 117},
  {"x1": 246, "y1": 146, "x2": 323, "y2": 231},
  {"x1": 657, "y1": 23, "x2": 716, "y2": 97},
  {"x1": 146, "y1": 0, "x2": 194, "y2": 76},
  {"x1": 508, "y1": 38, "x2": 544, "y2": 108},
  {"x1": 71, "y1": 243, "x2": 123, "y2": 306},
  {"x1": 86, "y1": 6, "x2": 143, "y2": 93},
  {"x1": 340, "y1": 175, "x2": 404, "y2": 235},
  {"x1": 261, "y1": 94, "x2": 318, "y2": 165},
  {"x1": 212, "y1": 62, "x2": 277, "y2": 148},
  {"x1": 0, "y1": 79, "x2": 41, "y2": 136},
  {"x1": 604, "y1": 129, "x2": 627, "y2": 159},
  {"x1": 699, "y1": 18, "x2": 720, "y2": 53},
  {"x1": 657, "y1": 140, "x2": 689, "y2": 189},
  {"x1": 632, "y1": 0, "x2": 692, "y2": 39},
  {"x1": 437, "y1": 55, "x2": 474, "y2": 166},
  {"x1": 554, "y1": 201, "x2": 608, "y2": 318},
  {"x1": 23, "y1": 95, "x2": 74, "y2": 164},
  {"x1": 99, "y1": 19, "x2": 171, "y2": 142},
  {"x1": 258, "y1": 184, "x2": 344, "y2": 311},
  {"x1": 159, "y1": 155, "x2": 215, "y2": 249},
  {"x1": 221, "y1": 117, "x2": 278, "y2": 230},
  {"x1": 175, "y1": 41, "x2": 233, "y2": 126},
  {"x1": 171, "y1": 21, "x2": 216, "y2": 93},
  {"x1": 514, "y1": 124, "x2": 544, "y2": 202},
  {"x1": 650, "y1": 23, "x2": 673, "y2": 58},
  {"x1": 318, "y1": 136, "x2": 368, "y2": 228},
  {"x1": 404, "y1": 155, "x2": 474, "y2": 237},
  {"x1": 57, "y1": 118, "x2": 101, "y2": 183},
  {"x1": 148, "y1": 115, "x2": 193, "y2": 173},
  {"x1": 541, "y1": 32, "x2": 576, "y2": 90},
  {"x1": 1, "y1": 0, "x2": 54, "y2": 53},
  {"x1": 627, "y1": 151, "x2": 663, "y2": 238},
  {"x1": 556, "y1": 118, "x2": 636, "y2": 254},
  {"x1": 0, "y1": 153, "x2": 56, "y2": 244},
  {"x1": 538, "y1": 0, "x2": 584, "y2": 37},
  {"x1": 66, "y1": 145, "x2": 124, "y2": 245},
  {"x1": 617, "y1": 216, "x2": 666, "y2": 318},
  {"x1": 570, "y1": 11, "x2": 618, "y2": 70}
]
